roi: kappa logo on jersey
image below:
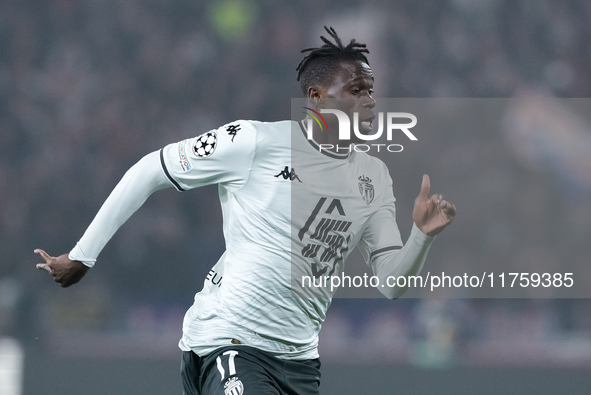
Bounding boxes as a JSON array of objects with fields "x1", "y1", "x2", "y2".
[
  {"x1": 274, "y1": 166, "x2": 302, "y2": 182},
  {"x1": 226, "y1": 124, "x2": 240, "y2": 142},
  {"x1": 358, "y1": 175, "x2": 374, "y2": 205},
  {"x1": 224, "y1": 376, "x2": 244, "y2": 395},
  {"x1": 177, "y1": 140, "x2": 192, "y2": 171},
  {"x1": 193, "y1": 131, "x2": 217, "y2": 158}
]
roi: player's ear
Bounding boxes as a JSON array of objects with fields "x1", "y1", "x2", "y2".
[{"x1": 307, "y1": 86, "x2": 324, "y2": 107}]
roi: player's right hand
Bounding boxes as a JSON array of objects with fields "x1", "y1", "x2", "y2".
[
  {"x1": 34, "y1": 249, "x2": 90, "y2": 287},
  {"x1": 412, "y1": 174, "x2": 456, "y2": 237}
]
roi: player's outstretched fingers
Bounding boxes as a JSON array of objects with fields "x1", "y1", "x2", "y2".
[
  {"x1": 34, "y1": 249, "x2": 54, "y2": 273},
  {"x1": 34, "y1": 248, "x2": 52, "y2": 261},
  {"x1": 419, "y1": 174, "x2": 431, "y2": 200}
]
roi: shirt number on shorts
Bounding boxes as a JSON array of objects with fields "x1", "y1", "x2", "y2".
[{"x1": 216, "y1": 350, "x2": 239, "y2": 381}]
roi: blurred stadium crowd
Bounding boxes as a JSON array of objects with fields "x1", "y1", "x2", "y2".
[{"x1": 1, "y1": 0, "x2": 591, "y2": 367}]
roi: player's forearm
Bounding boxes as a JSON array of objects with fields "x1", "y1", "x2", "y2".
[
  {"x1": 69, "y1": 151, "x2": 171, "y2": 267},
  {"x1": 372, "y1": 223, "x2": 434, "y2": 299}
]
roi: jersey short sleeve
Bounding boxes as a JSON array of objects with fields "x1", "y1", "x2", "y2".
[{"x1": 159, "y1": 121, "x2": 256, "y2": 191}]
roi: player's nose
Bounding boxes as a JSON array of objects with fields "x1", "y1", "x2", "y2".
[{"x1": 362, "y1": 94, "x2": 376, "y2": 109}]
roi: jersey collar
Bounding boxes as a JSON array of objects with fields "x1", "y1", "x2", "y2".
[{"x1": 298, "y1": 120, "x2": 352, "y2": 160}]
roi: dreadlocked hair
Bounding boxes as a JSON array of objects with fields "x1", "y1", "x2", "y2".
[{"x1": 296, "y1": 26, "x2": 370, "y2": 95}]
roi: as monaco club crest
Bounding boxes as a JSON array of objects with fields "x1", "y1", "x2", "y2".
[{"x1": 358, "y1": 175, "x2": 374, "y2": 205}]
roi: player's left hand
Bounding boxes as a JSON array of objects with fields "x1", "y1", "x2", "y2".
[
  {"x1": 412, "y1": 174, "x2": 456, "y2": 237},
  {"x1": 34, "y1": 249, "x2": 90, "y2": 287}
]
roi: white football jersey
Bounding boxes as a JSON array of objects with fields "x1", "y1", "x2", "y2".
[{"x1": 159, "y1": 120, "x2": 406, "y2": 359}]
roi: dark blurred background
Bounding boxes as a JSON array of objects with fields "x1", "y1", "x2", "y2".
[{"x1": 1, "y1": 0, "x2": 591, "y2": 393}]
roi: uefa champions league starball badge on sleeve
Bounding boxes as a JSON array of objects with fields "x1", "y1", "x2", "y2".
[{"x1": 193, "y1": 131, "x2": 218, "y2": 158}]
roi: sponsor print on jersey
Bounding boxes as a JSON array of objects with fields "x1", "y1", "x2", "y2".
[
  {"x1": 178, "y1": 140, "x2": 192, "y2": 171},
  {"x1": 224, "y1": 377, "x2": 244, "y2": 395},
  {"x1": 299, "y1": 197, "x2": 352, "y2": 278},
  {"x1": 193, "y1": 131, "x2": 218, "y2": 158},
  {"x1": 206, "y1": 269, "x2": 222, "y2": 287},
  {"x1": 358, "y1": 175, "x2": 374, "y2": 205}
]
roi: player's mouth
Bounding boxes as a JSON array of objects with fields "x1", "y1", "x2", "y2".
[{"x1": 359, "y1": 114, "x2": 375, "y2": 133}]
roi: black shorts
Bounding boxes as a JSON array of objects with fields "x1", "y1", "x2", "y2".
[{"x1": 181, "y1": 345, "x2": 321, "y2": 395}]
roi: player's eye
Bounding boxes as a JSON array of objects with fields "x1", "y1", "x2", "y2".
[{"x1": 351, "y1": 88, "x2": 360, "y2": 95}]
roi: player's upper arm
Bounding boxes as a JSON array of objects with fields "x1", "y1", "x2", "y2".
[
  {"x1": 356, "y1": 169, "x2": 403, "y2": 272},
  {"x1": 159, "y1": 121, "x2": 256, "y2": 191}
]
